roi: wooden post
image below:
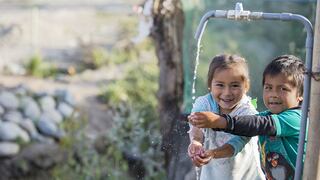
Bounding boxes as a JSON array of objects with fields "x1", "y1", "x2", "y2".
[
  {"x1": 151, "y1": 0, "x2": 193, "y2": 180},
  {"x1": 303, "y1": 0, "x2": 320, "y2": 179}
]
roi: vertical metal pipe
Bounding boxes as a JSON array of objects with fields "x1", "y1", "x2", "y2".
[{"x1": 293, "y1": 16, "x2": 313, "y2": 180}]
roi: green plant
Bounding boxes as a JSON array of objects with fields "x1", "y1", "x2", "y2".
[
  {"x1": 100, "y1": 61, "x2": 158, "y2": 107},
  {"x1": 98, "y1": 40, "x2": 164, "y2": 179},
  {"x1": 92, "y1": 48, "x2": 107, "y2": 68},
  {"x1": 25, "y1": 54, "x2": 43, "y2": 77},
  {"x1": 52, "y1": 114, "x2": 131, "y2": 180},
  {"x1": 25, "y1": 54, "x2": 58, "y2": 78},
  {"x1": 52, "y1": 136, "x2": 130, "y2": 179},
  {"x1": 106, "y1": 103, "x2": 165, "y2": 180},
  {"x1": 81, "y1": 47, "x2": 110, "y2": 69}
]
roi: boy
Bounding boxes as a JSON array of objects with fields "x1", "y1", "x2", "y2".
[{"x1": 189, "y1": 55, "x2": 305, "y2": 179}]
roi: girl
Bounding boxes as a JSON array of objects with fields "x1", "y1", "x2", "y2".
[{"x1": 188, "y1": 54, "x2": 265, "y2": 179}]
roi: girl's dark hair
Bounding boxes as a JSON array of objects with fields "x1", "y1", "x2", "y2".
[
  {"x1": 262, "y1": 55, "x2": 305, "y2": 96},
  {"x1": 207, "y1": 54, "x2": 249, "y2": 88}
]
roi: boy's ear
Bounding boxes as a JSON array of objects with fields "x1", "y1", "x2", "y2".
[{"x1": 298, "y1": 96, "x2": 303, "y2": 102}]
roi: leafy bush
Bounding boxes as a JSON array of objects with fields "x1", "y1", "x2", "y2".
[
  {"x1": 80, "y1": 46, "x2": 110, "y2": 70},
  {"x1": 25, "y1": 54, "x2": 58, "y2": 78},
  {"x1": 105, "y1": 104, "x2": 165, "y2": 180},
  {"x1": 98, "y1": 38, "x2": 164, "y2": 179},
  {"x1": 91, "y1": 48, "x2": 108, "y2": 68},
  {"x1": 52, "y1": 114, "x2": 131, "y2": 180},
  {"x1": 100, "y1": 62, "x2": 158, "y2": 108},
  {"x1": 53, "y1": 37, "x2": 162, "y2": 179}
]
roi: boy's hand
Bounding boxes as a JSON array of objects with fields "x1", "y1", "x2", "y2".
[{"x1": 188, "y1": 112, "x2": 225, "y2": 128}]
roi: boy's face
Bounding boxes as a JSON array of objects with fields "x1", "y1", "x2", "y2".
[
  {"x1": 263, "y1": 73, "x2": 302, "y2": 114},
  {"x1": 210, "y1": 67, "x2": 248, "y2": 114}
]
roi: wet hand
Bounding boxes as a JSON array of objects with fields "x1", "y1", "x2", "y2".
[
  {"x1": 188, "y1": 141, "x2": 203, "y2": 158},
  {"x1": 192, "y1": 152, "x2": 212, "y2": 167},
  {"x1": 204, "y1": 149, "x2": 217, "y2": 159},
  {"x1": 188, "y1": 112, "x2": 221, "y2": 128}
]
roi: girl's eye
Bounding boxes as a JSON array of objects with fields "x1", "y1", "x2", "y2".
[
  {"x1": 214, "y1": 83, "x2": 224, "y2": 87},
  {"x1": 231, "y1": 84, "x2": 240, "y2": 88},
  {"x1": 280, "y1": 87, "x2": 289, "y2": 91},
  {"x1": 264, "y1": 86, "x2": 271, "y2": 90}
]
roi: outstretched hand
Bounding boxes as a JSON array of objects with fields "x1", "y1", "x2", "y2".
[{"x1": 188, "y1": 112, "x2": 225, "y2": 129}]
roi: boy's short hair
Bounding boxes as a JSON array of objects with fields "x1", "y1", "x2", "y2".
[{"x1": 262, "y1": 55, "x2": 305, "y2": 96}]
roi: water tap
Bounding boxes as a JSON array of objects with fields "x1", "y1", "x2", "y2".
[{"x1": 227, "y1": 2, "x2": 250, "y2": 20}]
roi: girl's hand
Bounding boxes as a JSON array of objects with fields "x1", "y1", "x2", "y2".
[
  {"x1": 188, "y1": 141, "x2": 207, "y2": 167},
  {"x1": 192, "y1": 149, "x2": 218, "y2": 167},
  {"x1": 192, "y1": 151, "x2": 213, "y2": 167},
  {"x1": 188, "y1": 112, "x2": 223, "y2": 128},
  {"x1": 203, "y1": 149, "x2": 217, "y2": 159},
  {"x1": 188, "y1": 141, "x2": 203, "y2": 158}
]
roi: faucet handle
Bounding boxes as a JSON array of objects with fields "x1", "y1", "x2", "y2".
[
  {"x1": 235, "y1": 2, "x2": 243, "y2": 12},
  {"x1": 227, "y1": 2, "x2": 250, "y2": 20}
]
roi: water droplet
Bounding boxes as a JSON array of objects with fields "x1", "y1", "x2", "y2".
[{"x1": 195, "y1": 167, "x2": 201, "y2": 180}]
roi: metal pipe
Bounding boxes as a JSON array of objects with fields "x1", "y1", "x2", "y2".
[
  {"x1": 194, "y1": 10, "x2": 215, "y2": 41},
  {"x1": 194, "y1": 4, "x2": 313, "y2": 180}
]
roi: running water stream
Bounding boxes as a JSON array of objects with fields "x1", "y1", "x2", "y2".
[
  {"x1": 192, "y1": 31, "x2": 203, "y2": 180},
  {"x1": 191, "y1": 34, "x2": 202, "y2": 101}
]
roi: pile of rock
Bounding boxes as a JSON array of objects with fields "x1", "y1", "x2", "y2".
[{"x1": 0, "y1": 84, "x2": 76, "y2": 157}]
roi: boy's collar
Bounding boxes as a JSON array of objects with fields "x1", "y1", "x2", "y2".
[
  {"x1": 288, "y1": 106, "x2": 301, "y2": 110},
  {"x1": 267, "y1": 106, "x2": 301, "y2": 114}
]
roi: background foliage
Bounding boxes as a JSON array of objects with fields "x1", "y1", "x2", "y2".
[
  {"x1": 98, "y1": 38, "x2": 164, "y2": 179},
  {"x1": 51, "y1": 15, "x2": 164, "y2": 178}
]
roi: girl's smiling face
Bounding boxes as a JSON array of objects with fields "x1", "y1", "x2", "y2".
[
  {"x1": 263, "y1": 73, "x2": 303, "y2": 114},
  {"x1": 210, "y1": 67, "x2": 248, "y2": 114}
]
